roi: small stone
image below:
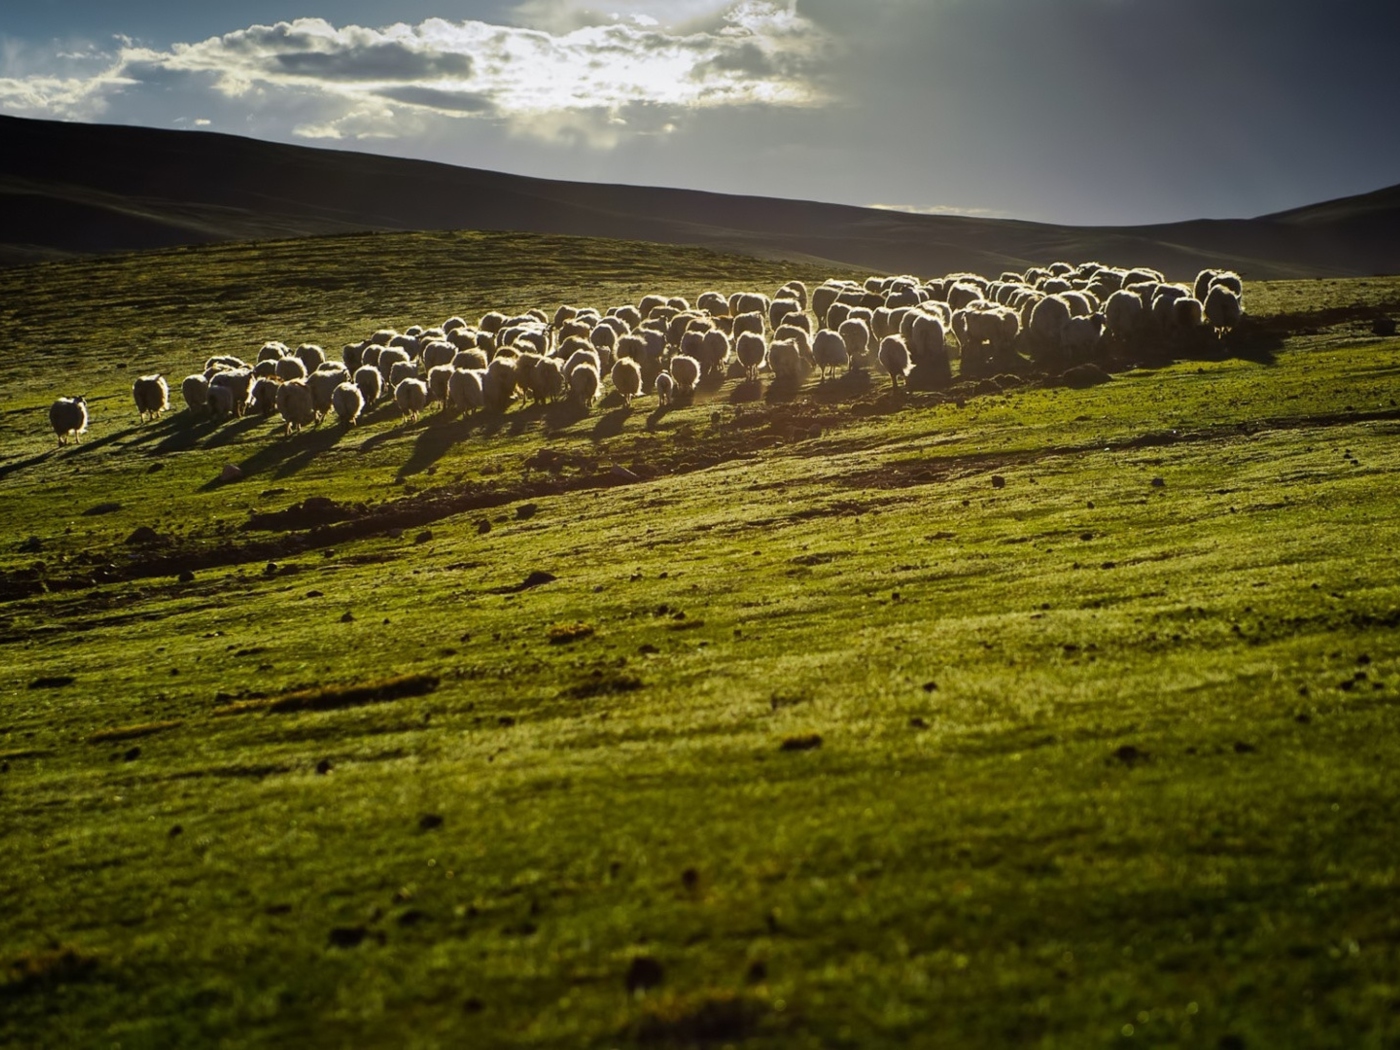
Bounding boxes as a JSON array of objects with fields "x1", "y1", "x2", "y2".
[
  {"x1": 264, "y1": 562, "x2": 278, "y2": 576},
  {"x1": 1233, "y1": 741, "x2": 1257, "y2": 754},
  {"x1": 220, "y1": 463, "x2": 243, "y2": 483},
  {"x1": 1151, "y1": 477, "x2": 1166, "y2": 488},
  {"x1": 922, "y1": 681, "x2": 938, "y2": 692},
  {"x1": 177, "y1": 570, "x2": 195, "y2": 583},
  {"x1": 990, "y1": 475, "x2": 1006, "y2": 489},
  {"x1": 316, "y1": 759, "x2": 332, "y2": 775},
  {"x1": 516, "y1": 503, "x2": 538, "y2": 520},
  {"x1": 419, "y1": 813, "x2": 444, "y2": 831},
  {"x1": 340, "y1": 611, "x2": 355, "y2": 623},
  {"x1": 909, "y1": 716, "x2": 929, "y2": 730},
  {"x1": 327, "y1": 926, "x2": 368, "y2": 949},
  {"x1": 414, "y1": 530, "x2": 433, "y2": 545},
  {"x1": 123, "y1": 746, "x2": 141, "y2": 762},
  {"x1": 168, "y1": 824, "x2": 183, "y2": 837},
  {"x1": 306, "y1": 590, "x2": 323, "y2": 598},
  {"x1": 477, "y1": 519, "x2": 492, "y2": 535}
]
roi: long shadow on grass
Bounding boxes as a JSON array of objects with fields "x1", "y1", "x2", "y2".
[
  {"x1": 728, "y1": 379, "x2": 765, "y2": 404},
  {"x1": 0, "y1": 449, "x2": 56, "y2": 481},
  {"x1": 203, "y1": 423, "x2": 353, "y2": 489},
  {"x1": 591, "y1": 406, "x2": 632, "y2": 440}
]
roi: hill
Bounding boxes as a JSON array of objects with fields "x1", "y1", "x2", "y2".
[
  {"x1": 4, "y1": 114, "x2": 1399, "y2": 279},
  {"x1": 2, "y1": 233, "x2": 1400, "y2": 1045}
]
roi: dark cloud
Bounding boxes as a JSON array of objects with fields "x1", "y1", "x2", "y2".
[
  {"x1": 272, "y1": 43, "x2": 473, "y2": 81},
  {"x1": 376, "y1": 84, "x2": 496, "y2": 113}
]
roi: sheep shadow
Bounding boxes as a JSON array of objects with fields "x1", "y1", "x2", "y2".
[
  {"x1": 203, "y1": 423, "x2": 352, "y2": 489},
  {"x1": 200, "y1": 414, "x2": 273, "y2": 450},
  {"x1": 543, "y1": 401, "x2": 590, "y2": 434},
  {"x1": 145, "y1": 412, "x2": 225, "y2": 454},
  {"x1": 645, "y1": 405, "x2": 674, "y2": 431},
  {"x1": 764, "y1": 376, "x2": 810, "y2": 403},
  {"x1": 727, "y1": 379, "x2": 765, "y2": 404},
  {"x1": 0, "y1": 449, "x2": 56, "y2": 481},
  {"x1": 806, "y1": 370, "x2": 872, "y2": 404},
  {"x1": 591, "y1": 407, "x2": 632, "y2": 440}
]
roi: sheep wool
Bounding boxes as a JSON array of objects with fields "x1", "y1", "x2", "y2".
[
  {"x1": 181, "y1": 374, "x2": 210, "y2": 415},
  {"x1": 877, "y1": 336, "x2": 912, "y2": 390},
  {"x1": 669, "y1": 355, "x2": 701, "y2": 394},
  {"x1": 133, "y1": 374, "x2": 169, "y2": 423},
  {"x1": 812, "y1": 329, "x2": 849, "y2": 380}
]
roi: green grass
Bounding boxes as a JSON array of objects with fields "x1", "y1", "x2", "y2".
[{"x1": 2, "y1": 232, "x2": 1399, "y2": 1048}]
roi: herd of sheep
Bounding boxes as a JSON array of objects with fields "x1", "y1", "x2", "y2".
[{"x1": 46, "y1": 261, "x2": 1246, "y2": 446}]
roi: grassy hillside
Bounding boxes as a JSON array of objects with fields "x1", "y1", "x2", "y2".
[
  {"x1": 2, "y1": 233, "x2": 1400, "y2": 1048},
  {"x1": 7, "y1": 114, "x2": 1400, "y2": 279}
]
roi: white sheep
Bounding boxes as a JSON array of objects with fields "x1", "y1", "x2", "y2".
[
  {"x1": 257, "y1": 341, "x2": 288, "y2": 363},
  {"x1": 838, "y1": 318, "x2": 871, "y2": 370},
  {"x1": 249, "y1": 377, "x2": 279, "y2": 417},
  {"x1": 388, "y1": 359, "x2": 421, "y2": 391},
  {"x1": 452, "y1": 347, "x2": 489, "y2": 372},
  {"x1": 769, "y1": 298, "x2": 802, "y2": 331},
  {"x1": 482, "y1": 356, "x2": 518, "y2": 413},
  {"x1": 735, "y1": 331, "x2": 766, "y2": 380},
  {"x1": 331, "y1": 382, "x2": 364, "y2": 425},
  {"x1": 49, "y1": 396, "x2": 87, "y2": 445},
  {"x1": 654, "y1": 371, "x2": 676, "y2": 406},
  {"x1": 133, "y1": 375, "x2": 169, "y2": 423},
  {"x1": 181, "y1": 374, "x2": 210, "y2": 415},
  {"x1": 308, "y1": 366, "x2": 349, "y2": 420},
  {"x1": 427, "y1": 364, "x2": 455, "y2": 408},
  {"x1": 422, "y1": 340, "x2": 457, "y2": 372},
  {"x1": 812, "y1": 329, "x2": 849, "y2": 380},
  {"x1": 206, "y1": 384, "x2": 235, "y2": 419},
  {"x1": 274, "y1": 356, "x2": 307, "y2": 383},
  {"x1": 376, "y1": 346, "x2": 411, "y2": 385},
  {"x1": 253, "y1": 360, "x2": 278, "y2": 379},
  {"x1": 669, "y1": 355, "x2": 701, "y2": 395},
  {"x1": 1028, "y1": 295, "x2": 1073, "y2": 356},
  {"x1": 611, "y1": 357, "x2": 643, "y2": 406},
  {"x1": 569, "y1": 361, "x2": 601, "y2": 409},
  {"x1": 1104, "y1": 289, "x2": 1146, "y2": 340},
  {"x1": 209, "y1": 369, "x2": 253, "y2": 418},
  {"x1": 878, "y1": 335, "x2": 911, "y2": 390},
  {"x1": 1061, "y1": 315, "x2": 1106, "y2": 359},
  {"x1": 698, "y1": 330, "x2": 732, "y2": 376},
  {"x1": 1204, "y1": 284, "x2": 1243, "y2": 335},
  {"x1": 448, "y1": 367, "x2": 486, "y2": 414},
  {"x1": 564, "y1": 348, "x2": 602, "y2": 381},
  {"x1": 276, "y1": 379, "x2": 316, "y2": 435},
  {"x1": 767, "y1": 339, "x2": 805, "y2": 382},
  {"x1": 394, "y1": 378, "x2": 429, "y2": 423},
  {"x1": 295, "y1": 344, "x2": 326, "y2": 373},
  {"x1": 353, "y1": 365, "x2": 383, "y2": 409},
  {"x1": 527, "y1": 356, "x2": 566, "y2": 403}
]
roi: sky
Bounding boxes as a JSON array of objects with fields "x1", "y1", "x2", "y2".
[{"x1": 2, "y1": 0, "x2": 1398, "y2": 226}]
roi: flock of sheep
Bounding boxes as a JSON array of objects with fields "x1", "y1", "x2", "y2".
[{"x1": 46, "y1": 261, "x2": 1246, "y2": 446}]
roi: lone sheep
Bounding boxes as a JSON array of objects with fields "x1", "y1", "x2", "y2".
[
  {"x1": 133, "y1": 375, "x2": 169, "y2": 423},
  {"x1": 49, "y1": 396, "x2": 87, "y2": 445}
]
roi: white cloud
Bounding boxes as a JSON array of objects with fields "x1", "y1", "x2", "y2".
[
  {"x1": 0, "y1": 5, "x2": 831, "y2": 145},
  {"x1": 868, "y1": 203, "x2": 1009, "y2": 219}
]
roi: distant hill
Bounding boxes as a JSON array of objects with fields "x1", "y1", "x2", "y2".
[{"x1": 2, "y1": 114, "x2": 1398, "y2": 279}]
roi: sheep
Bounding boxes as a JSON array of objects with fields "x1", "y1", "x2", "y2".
[
  {"x1": 276, "y1": 379, "x2": 316, "y2": 435},
  {"x1": 1104, "y1": 289, "x2": 1146, "y2": 341},
  {"x1": 249, "y1": 377, "x2": 279, "y2": 417},
  {"x1": 826, "y1": 302, "x2": 853, "y2": 331},
  {"x1": 308, "y1": 367, "x2": 349, "y2": 421},
  {"x1": 1204, "y1": 284, "x2": 1243, "y2": 335},
  {"x1": 1172, "y1": 297, "x2": 1205, "y2": 331},
  {"x1": 133, "y1": 375, "x2": 169, "y2": 423},
  {"x1": 779, "y1": 280, "x2": 809, "y2": 310},
  {"x1": 361, "y1": 344, "x2": 384, "y2": 371},
  {"x1": 422, "y1": 340, "x2": 457, "y2": 372},
  {"x1": 478, "y1": 311, "x2": 508, "y2": 334},
  {"x1": 769, "y1": 298, "x2": 802, "y2": 331},
  {"x1": 732, "y1": 312, "x2": 765, "y2": 344},
  {"x1": 838, "y1": 318, "x2": 871, "y2": 370},
  {"x1": 767, "y1": 339, "x2": 805, "y2": 382},
  {"x1": 443, "y1": 316, "x2": 468, "y2": 333},
  {"x1": 730, "y1": 292, "x2": 769, "y2": 318},
  {"x1": 1061, "y1": 315, "x2": 1106, "y2": 360},
  {"x1": 181, "y1": 374, "x2": 210, "y2": 415},
  {"x1": 453, "y1": 347, "x2": 489, "y2": 372},
  {"x1": 697, "y1": 330, "x2": 733, "y2": 376},
  {"x1": 569, "y1": 361, "x2": 601, "y2": 409},
  {"x1": 639, "y1": 294, "x2": 668, "y2": 319},
  {"x1": 206, "y1": 385, "x2": 235, "y2": 419},
  {"x1": 394, "y1": 378, "x2": 429, "y2": 423},
  {"x1": 376, "y1": 346, "x2": 411, "y2": 386},
  {"x1": 609, "y1": 305, "x2": 643, "y2": 330},
  {"x1": 697, "y1": 291, "x2": 729, "y2": 316},
  {"x1": 878, "y1": 335, "x2": 912, "y2": 390},
  {"x1": 388, "y1": 333, "x2": 420, "y2": 357},
  {"x1": 257, "y1": 341, "x2": 289, "y2": 363},
  {"x1": 946, "y1": 283, "x2": 984, "y2": 311},
  {"x1": 209, "y1": 369, "x2": 253, "y2": 418},
  {"x1": 774, "y1": 324, "x2": 812, "y2": 363},
  {"x1": 1150, "y1": 285, "x2": 1190, "y2": 329},
  {"x1": 49, "y1": 396, "x2": 87, "y2": 445},
  {"x1": 812, "y1": 329, "x2": 849, "y2": 380},
  {"x1": 564, "y1": 348, "x2": 602, "y2": 382},
  {"x1": 1027, "y1": 295, "x2": 1074, "y2": 361},
  {"x1": 669, "y1": 355, "x2": 701, "y2": 395},
  {"x1": 253, "y1": 360, "x2": 278, "y2": 379},
  {"x1": 388, "y1": 359, "x2": 421, "y2": 391},
  {"x1": 781, "y1": 311, "x2": 812, "y2": 335},
  {"x1": 446, "y1": 327, "x2": 478, "y2": 351},
  {"x1": 295, "y1": 344, "x2": 326, "y2": 372},
  {"x1": 274, "y1": 356, "x2": 308, "y2": 383},
  {"x1": 448, "y1": 367, "x2": 486, "y2": 414},
  {"x1": 611, "y1": 357, "x2": 643, "y2": 406},
  {"x1": 427, "y1": 364, "x2": 455, "y2": 408},
  {"x1": 331, "y1": 382, "x2": 364, "y2": 426},
  {"x1": 354, "y1": 365, "x2": 383, "y2": 409},
  {"x1": 735, "y1": 331, "x2": 767, "y2": 380},
  {"x1": 205, "y1": 355, "x2": 248, "y2": 376},
  {"x1": 526, "y1": 355, "x2": 566, "y2": 403},
  {"x1": 482, "y1": 356, "x2": 519, "y2": 413},
  {"x1": 655, "y1": 371, "x2": 676, "y2": 406}
]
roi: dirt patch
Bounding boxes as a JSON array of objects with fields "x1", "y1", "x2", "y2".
[
  {"x1": 1, "y1": 946, "x2": 99, "y2": 998},
  {"x1": 213, "y1": 673, "x2": 440, "y2": 716},
  {"x1": 632, "y1": 991, "x2": 768, "y2": 1045}
]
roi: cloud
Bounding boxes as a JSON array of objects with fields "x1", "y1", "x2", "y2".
[{"x1": 0, "y1": 5, "x2": 832, "y2": 145}]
